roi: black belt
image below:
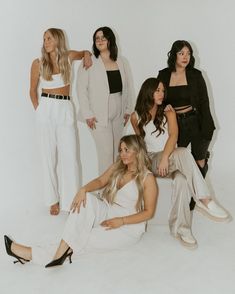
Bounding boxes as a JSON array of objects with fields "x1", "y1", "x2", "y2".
[
  {"x1": 41, "y1": 92, "x2": 70, "y2": 100},
  {"x1": 176, "y1": 109, "x2": 197, "y2": 119}
]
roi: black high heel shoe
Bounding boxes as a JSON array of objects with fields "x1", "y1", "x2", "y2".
[
  {"x1": 45, "y1": 247, "x2": 73, "y2": 268},
  {"x1": 4, "y1": 235, "x2": 30, "y2": 264}
]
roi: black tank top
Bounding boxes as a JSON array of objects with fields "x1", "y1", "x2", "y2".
[
  {"x1": 167, "y1": 85, "x2": 191, "y2": 107},
  {"x1": 106, "y1": 70, "x2": 123, "y2": 94}
]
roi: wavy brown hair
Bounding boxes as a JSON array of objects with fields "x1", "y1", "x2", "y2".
[
  {"x1": 41, "y1": 28, "x2": 70, "y2": 84},
  {"x1": 135, "y1": 78, "x2": 167, "y2": 138},
  {"x1": 102, "y1": 135, "x2": 151, "y2": 212}
]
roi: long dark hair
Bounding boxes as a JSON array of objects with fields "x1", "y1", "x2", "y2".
[
  {"x1": 92, "y1": 26, "x2": 118, "y2": 61},
  {"x1": 167, "y1": 40, "x2": 195, "y2": 71},
  {"x1": 135, "y1": 78, "x2": 166, "y2": 138}
]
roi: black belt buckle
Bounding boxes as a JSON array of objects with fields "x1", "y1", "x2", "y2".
[
  {"x1": 41, "y1": 93, "x2": 70, "y2": 100},
  {"x1": 177, "y1": 109, "x2": 196, "y2": 119}
]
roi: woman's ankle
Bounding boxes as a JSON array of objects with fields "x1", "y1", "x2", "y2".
[
  {"x1": 12, "y1": 242, "x2": 32, "y2": 260},
  {"x1": 200, "y1": 198, "x2": 211, "y2": 206}
]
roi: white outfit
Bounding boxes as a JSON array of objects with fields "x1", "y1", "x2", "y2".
[
  {"x1": 134, "y1": 112, "x2": 210, "y2": 237},
  {"x1": 77, "y1": 55, "x2": 134, "y2": 174},
  {"x1": 36, "y1": 71, "x2": 79, "y2": 211},
  {"x1": 32, "y1": 174, "x2": 149, "y2": 265}
]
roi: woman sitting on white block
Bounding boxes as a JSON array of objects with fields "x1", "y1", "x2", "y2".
[{"x1": 131, "y1": 77, "x2": 230, "y2": 249}]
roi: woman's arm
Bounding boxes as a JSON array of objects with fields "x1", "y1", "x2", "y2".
[
  {"x1": 122, "y1": 57, "x2": 135, "y2": 123},
  {"x1": 197, "y1": 71, "x2": 215, "y2": 140},
  {"x1": 77, "y1": 62, "x2": 96, "y2": 121},
  {"x1": 130, "y1": 112, "x2": 140, "y2": 135},
  {"x1": 101, "y1": 173, "x2": 158, "y2": 229},
  {"x1": 70, "y1": 164, "x2": 115, "y2": 212},
  {"x1": 29, "y1": 59, "x2": 40, "y2": 110},
  {"x1": 157, "y1": 109, "x2": 178, "y2": 176},
  {"x1": 68, "y1": 50, "x2": 92, "y2": 69}
]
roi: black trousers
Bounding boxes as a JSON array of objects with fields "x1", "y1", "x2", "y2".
[{"x1": 176, "y1": 111, "x2": 211, "y2": 210}]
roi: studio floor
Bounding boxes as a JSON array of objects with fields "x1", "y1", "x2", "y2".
[{"x1": 0, "y1": 172, "x2": 234, "y2": 294}]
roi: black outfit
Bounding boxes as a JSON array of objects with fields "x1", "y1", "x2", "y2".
[{"x1": 157, "y1": 67, "x2": 215, "y2": 210}]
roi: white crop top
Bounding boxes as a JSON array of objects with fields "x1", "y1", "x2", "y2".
[
  {"x1": 39, "y1": 58, "x2": 70, "y2": 89},
  {"x1": 135, "y1": 111, "x2": 167, "y2": 152},
  {"x1": 40, "y1": 73, "x2": 69, "y2": 89}
]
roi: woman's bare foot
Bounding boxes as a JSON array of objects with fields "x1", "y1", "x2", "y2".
[
  {"x1": 11, "y1": 242, "x2": 32, "y2": 261},
  {"x1": 52, "y1": 240, "x2": 70, "y2": 260},
  {"x1": 50, "y1": 203, "x2": 60, "y2": 215}
]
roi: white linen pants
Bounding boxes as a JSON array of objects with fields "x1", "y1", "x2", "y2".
[
  {"x1": 149, "y1": 147, "x2": 210, "y2": 237},
  {"x1": 36, "y1": 97, "x2": 79, "y2": 211},
  {"x1": 32, "y1": 194, "x2": 141, "y2": 265},
  {"x1": 90, "y1": 93, "x2": 123, "y2": 175}
]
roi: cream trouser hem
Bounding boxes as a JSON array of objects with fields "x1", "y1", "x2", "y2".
[{"x1": 149, "y1": 147, "x2": 210, "y2": 236}]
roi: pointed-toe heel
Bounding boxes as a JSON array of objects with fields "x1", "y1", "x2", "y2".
[
  {"x1": 45, "y1": 247, "x2": 73, "y2": 268},
  {"x1": 4, "y1": 235, "x2": 30, "y2": 264}
]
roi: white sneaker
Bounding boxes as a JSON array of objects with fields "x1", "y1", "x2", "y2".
[
  {"x1": 174, "y1": 231, "x2": 198, "y2": 249},
  {"x1": 196, "y1": 200, "x2": 230, "y2": 222}
]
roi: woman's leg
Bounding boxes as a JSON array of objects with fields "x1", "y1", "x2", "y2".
[
  {"x1": 56, "y1": 117, "x2": 80, "y2": 211},
  {"x1": 169, "y1": 171, "x2": 197, "y2": 248},
  {"x1": 110, "y1": 93, "x2": 123, "y2": 161},
  {"x1": 91, "y1": 124, "x2": 114, "y2": 175},
  {"x1": 149, "y1": 152, "x2": 197, "y2": 248},
  {"x1": 170, "y1": 148, "x2": 229, "y2": 221},
  {"x1": 36, "y1": 99, "x2": 60, "y2": 214}
]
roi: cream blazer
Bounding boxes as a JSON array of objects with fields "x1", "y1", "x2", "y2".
[{"x1": 77, "y1": 55, "x2": 134, "y2": 127}]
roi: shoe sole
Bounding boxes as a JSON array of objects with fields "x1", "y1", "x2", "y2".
[
  {"x1": 195, "y1": 205, "x2": 232, "y2": 223},
  {"x1": 172, "y1": 234, "x2": 198, "y2": 250}
]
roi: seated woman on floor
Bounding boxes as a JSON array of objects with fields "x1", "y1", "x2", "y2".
[{"x1": 4, "y1": 134, "x2": 158, "y2": 267}]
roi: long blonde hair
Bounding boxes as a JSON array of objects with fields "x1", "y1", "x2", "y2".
[
  {"x1": 102, "y1": 135, "x2": 151, "y2": 211},
  {"x1": 41, "y1": 28, "x2": 71, "y2": 84}
]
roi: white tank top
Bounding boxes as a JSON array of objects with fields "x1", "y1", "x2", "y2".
[
  {"x1": 39, "y1": 58, "x2": 70, "y2": 89},
  {"x1": 40, "y1": 73, "x2": 69, "y2": 89},
  {"x1": 135, "y1": 111, "x2": 167, "y2": 152}
]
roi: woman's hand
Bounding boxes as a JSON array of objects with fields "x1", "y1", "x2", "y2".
[
  {"x1": 70, "y1": 188, "x2": 87, "y2": 213},
  {"x1": 86, "y1": 117, "x2": 97, "y2": 129},
  {"x1": 164, "y1": 104, "x2": 175, "y2": 112},
  {"x1": 124, "y1": 113, "x2": 130, "y2": 126},
  {"x1": 83, "y1": 51, "x2": 92, "y2": 69},
  {"x1": 157, "y1": 157, "x2": 169, "y2": 177},
  {"x1": 100, "y1": 217, "x2": 124, "y2": 230}
]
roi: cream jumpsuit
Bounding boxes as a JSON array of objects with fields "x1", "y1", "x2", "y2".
[{"x1": 32, "y1": 175, "x2": 149, "y2": 265}]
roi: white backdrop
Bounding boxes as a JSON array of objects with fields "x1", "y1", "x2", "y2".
[{"x1": 0, "y1": 0, "x2": 235, "y2": 214}]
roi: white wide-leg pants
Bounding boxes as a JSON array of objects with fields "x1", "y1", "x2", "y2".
[
  {"x1": 149, "y1": 147, "x2": 210, "y2": 236},
  {"x1": 36, "y1": 97, "x2": 79, "y2": 211},
  {"x1": 32, "y1": 194, "x2": 141, "y2": 265},
  {"x1": 91, "y1": 93, "x2": 123, "y2": 175}
]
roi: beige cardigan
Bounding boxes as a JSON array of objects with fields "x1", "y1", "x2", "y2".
[{"x1": 77, "y1": 55, "x2": 134, "y2": 126}]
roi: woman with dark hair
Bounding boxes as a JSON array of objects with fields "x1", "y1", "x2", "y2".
[
  {"x1": 4, "y1": 135, "x2": 157, "y2": 267},
  {"x1": 157, "y1": 40, "x2": 215, "y2": 210},
  {"x1": 30, "y1": 28, "x2": 92, "y2": 215},
  {"x1": 78, "y1": 26, "x2": 134, "y2": 175},
  {"x1": 131, "y1": 78, "x2": 229, "y2": 249}
]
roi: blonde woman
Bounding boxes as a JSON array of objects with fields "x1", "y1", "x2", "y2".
[
  {"x1": 30, "y1": 28, "x2": 92, "y2": 215},
  {"x1": 4, "y1": 135, "x2": 158, "y2": 267}
]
